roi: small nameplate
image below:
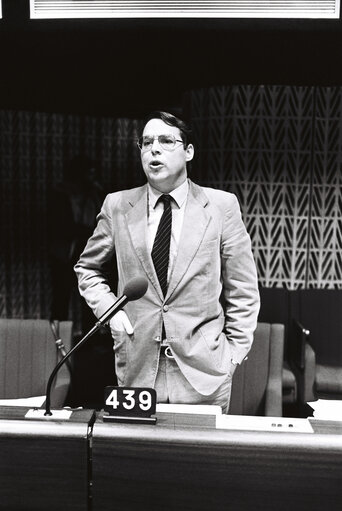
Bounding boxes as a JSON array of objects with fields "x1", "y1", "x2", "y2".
[
  {"x1": 103, "y1": 386, "x2": 157, "y2": 424},
  {"x1": 216, "y1": 415, "x2": 314, "y2": 433}
]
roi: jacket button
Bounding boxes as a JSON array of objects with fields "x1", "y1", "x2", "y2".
[{"x1": 163, "y1": 305, "x2": 169, "y2": 312}]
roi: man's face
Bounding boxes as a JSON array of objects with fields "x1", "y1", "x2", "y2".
[{"x1": 140, "y1": 118, "x2": 194, "y2": 193}]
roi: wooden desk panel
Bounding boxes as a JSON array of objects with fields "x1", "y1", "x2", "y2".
[
  {"x1": 0, "y1": 407, "x2": 95, "y2": 511},
  {"x1": 92, "y1": 415, "x2": 342, "y2": 511}
]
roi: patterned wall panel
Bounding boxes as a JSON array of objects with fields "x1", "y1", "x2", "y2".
[
  {"x1": 2, "y1": 86, "x2": 342, "y2": 322},
  {"x1": 0, "y1": 110, "x2": 143, "y2": 321},
  {"x1": 310, "y1": 87, "x2": 342, "y2": 289},
  {"x1": 186, "y1": 85, "x2": 314, "y2": 289}
]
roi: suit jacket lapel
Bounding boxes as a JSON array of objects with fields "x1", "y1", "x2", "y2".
[
  {"x1": 166, "y1": 181, "x2": 211, "y2": 299},
  {"x1": 125, "y1": 185, "x2": 163, "y2": 299},
  {"x1": 124, "y1": 181, "x2": 211, "y2": 301}
]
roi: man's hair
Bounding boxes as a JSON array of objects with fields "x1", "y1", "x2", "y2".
[{"x1": 142, "y1": 111, "x2": 192, "y2": 147}]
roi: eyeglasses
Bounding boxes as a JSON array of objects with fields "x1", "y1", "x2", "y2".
[{"x1": 137, "y1": 134, "x2": 184, "y2": 152}]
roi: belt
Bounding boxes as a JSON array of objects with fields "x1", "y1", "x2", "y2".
[{"x1": 160, "y1": 345, "x2": 174, "y2": 359}]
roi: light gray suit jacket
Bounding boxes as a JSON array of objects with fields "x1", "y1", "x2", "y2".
[{"x1": 75, "y1": 179, "x2": 260, "y2": 395}]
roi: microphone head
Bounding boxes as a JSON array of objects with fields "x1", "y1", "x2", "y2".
[{"x1": 123, "y1": 276, "x2": 148, "y2": 301}]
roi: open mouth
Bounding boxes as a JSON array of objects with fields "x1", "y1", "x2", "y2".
[{"x1": 149, "y1": 160, "x2": 164, "y2": 169}]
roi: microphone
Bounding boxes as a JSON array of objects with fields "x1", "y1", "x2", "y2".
[
  {"x1": 97, "y1": 276, "x2": 148, "y2": 326},
  {"x1": 44, "y1": 276, "x2": 148, "y2": 416}
]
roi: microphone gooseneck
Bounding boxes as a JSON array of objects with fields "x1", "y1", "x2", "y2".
[{"x1": 44, "y1": 276, "x2": 148, "y2": 416}]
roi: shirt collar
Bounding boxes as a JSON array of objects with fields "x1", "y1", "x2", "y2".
[{"x1": 148, "y1": 179, "x2": 189, "y2": 209}]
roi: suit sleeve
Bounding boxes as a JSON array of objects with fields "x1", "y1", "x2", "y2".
[
  {"x1": 74, "y1": 194, "x2": 118, "y2": 319},
  {"x1": 221, "y1": 194, "x2": 260, "y2": 365}
]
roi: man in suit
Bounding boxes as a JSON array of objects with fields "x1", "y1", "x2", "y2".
[{"x1": 74, "y1": 111, "x2": 260, "y2": 412}]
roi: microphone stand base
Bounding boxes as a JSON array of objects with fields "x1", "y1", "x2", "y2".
[{"x1": 25, "y1": 408, "x2": 73, "y2": 420}]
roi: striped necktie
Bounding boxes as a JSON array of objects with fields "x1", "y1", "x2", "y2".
[{"x1": 151, "y1": 194, "x2": 172, "y2": 297}]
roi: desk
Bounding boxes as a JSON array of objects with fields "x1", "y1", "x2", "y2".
[
  {"x1": 0, "y1": 406, "x2": 95, "y2": 511},
  {"x1": 92, "y1": 413, "x2": 342, "y2": 511}
]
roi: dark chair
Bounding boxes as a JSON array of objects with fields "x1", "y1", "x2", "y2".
[
  {"x1": 258, "y1": 287, "x2": 297, "y2": 404},
  {"x1": 294, "y1": 289, "x2": 342, "y2": 401},
  {"x1": 229, "y1": 322, "x2": 284, "y2": 416},
  {"x1": 288, "y1": 319, "x2": 315, "y2": 403},
  {"x1": 0, "y1": 319, "x2": 73, "y2": 407}
]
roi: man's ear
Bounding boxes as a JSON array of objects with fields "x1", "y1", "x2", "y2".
[{"x1": 185, "y1": 144, "x2": 194, "y2": 162}]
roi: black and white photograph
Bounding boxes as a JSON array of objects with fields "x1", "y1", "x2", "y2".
[{"x1": 0, "y1": 1, "x2": 341, "y2": 510}]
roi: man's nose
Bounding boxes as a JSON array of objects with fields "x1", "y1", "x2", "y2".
[{"x1": 151, "y1": 137, "x2": 162, "y2": 153}]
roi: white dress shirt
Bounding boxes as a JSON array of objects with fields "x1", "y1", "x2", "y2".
[{"x1": 147, "y1": 179, "x2": 189, "y2": 283}]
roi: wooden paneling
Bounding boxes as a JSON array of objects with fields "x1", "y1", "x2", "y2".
[
  {"x1": 0, "y1": 407, "x2": 95, "y2": 511},
  {"x1": 92, "y1": 416, "x2": 342, "y2": 511}
]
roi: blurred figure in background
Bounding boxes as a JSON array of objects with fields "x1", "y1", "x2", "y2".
[
  {"x1": 48, "y1": 155, "x2": 112, "y2": 408},
  {"x1": 48, "y1": 155, "x2": 105, "y2": 327}
]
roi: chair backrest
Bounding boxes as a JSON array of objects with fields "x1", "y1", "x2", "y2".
[
  {"x1": 229, "y1": 322, "x2": 284, "y2": 416},
  {"x1": 0, "y1": 319, "x2": 72, "y2": 400},
  {"x1": 297, "y1": 289, "x2": 342, "y2": 367},
  {"x1": 258, "y1": 287, "x2": 290, "y2": 357}
]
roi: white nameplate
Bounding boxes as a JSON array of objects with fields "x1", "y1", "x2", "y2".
[
  {"x1": 308, "y1": 399, "x2": 342, "y2": 421},
  {"x1": 216, "y1": 414, "x2": 314, "y2": 433},
  {"x1": 0, "y1": 396, "x2": 46, "y2": 407},
  {"x1": 25, "y1": 408, "x2": 72, "y2": 420},
  {"x1": 156, "y1": 403, "x2": 222, "y2": 415}
]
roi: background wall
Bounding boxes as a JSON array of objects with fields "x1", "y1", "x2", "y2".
[
  {"x1": 0, "y1": 110, "x2": 143, "y2": 322},
  {"x1": 1, "y1": 84, "x2": 342, "y2": 325},
  {"x1": 2, "y1": 1, "x2": 342, "y2": 117},
  {"x1": 186, "y1": 85, "x2": 342, "y2": 290}
]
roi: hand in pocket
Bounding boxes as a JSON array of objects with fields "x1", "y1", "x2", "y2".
[{"x1": 109, "y1": 311, "x2": 134, "y2": 334}]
